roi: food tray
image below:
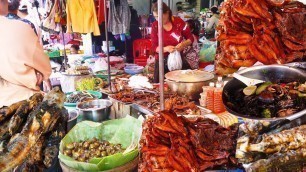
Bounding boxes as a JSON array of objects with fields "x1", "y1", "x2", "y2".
[
  {"x1": 94, "y1": 70, "x2": 124, "y2": 79},
  {"x1": 108, "y1": 96, "x2": 133, "y2": 105},
  {"x1": 64, "y1": 91, "x2": 103, "y2": 107},
  {"x1": 61, "y1": 73, "x2": 91, "y2": 77}
]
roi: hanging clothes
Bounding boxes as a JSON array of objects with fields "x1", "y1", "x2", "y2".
[
  {"x1": 66, "y1": 0, "x2": 100, "y2": 36},
  {"x1": 108, "y1": 0, "x2": 131, "y2": 35},
  {"x1": 96, "y1": 0, "x2": 105, "y2": 24},
  {"x1": 42, "y1": 0, "x2": 62, "y2": 33}
]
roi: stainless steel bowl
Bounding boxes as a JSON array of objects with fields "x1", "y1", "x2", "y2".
[
  {"x1": 77, "y1": 100, "x2": 112, "y2": 122},
  {"x1": 67, "y1": 110, "x2": 79, "y2": 131},
  {"x1": 166, "y1": 79, "x2": 212, "y2": 100}
]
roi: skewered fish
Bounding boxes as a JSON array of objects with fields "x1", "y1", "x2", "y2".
[
  {"x1": 8, "y1": 93, "x2": 43, "y2": 136},
  {"x1": 0, "y1": 87, "x2": 65, "y2": 172},
  {"x1": 246, "y1": 148, "x2": 306, "y2": 172},
  {"x1": 238, "y1": 125, "x2": 306, "y2": 154},
  {"x1": 0, "y1": 119, "x2": 10, "y2": 141}
]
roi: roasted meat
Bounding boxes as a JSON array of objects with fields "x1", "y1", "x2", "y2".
[
  {"x1": 216, "y1": 0, "x2": 306, "y2": 75},
  {"x1": 139, "y1": 111, "x2": 240, "y2": 172}
]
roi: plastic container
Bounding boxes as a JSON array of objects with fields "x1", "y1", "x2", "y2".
[
  {"x1": 213, "y1": 83, "x2": 226, "y2": 114},
  {"x1": 124, "y1": 65, "x2": 144, "y2": 75},
  {"x1": 206, "y1": 82, "x2": 215, "y2": 112},
  {"x1": 200, "y1": 85, "x2": 209, "y2": 107},
  {"x1": 216, "y1": 76, "x2": 223, "y2": 87}
]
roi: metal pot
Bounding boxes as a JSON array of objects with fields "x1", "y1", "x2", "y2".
[
  {"x1": 223, "y1": 64, "x2": 306, "y2": 121},
  {"x1": 165, "y1": 70, "x2": 214, "y2": 100},
  {"x1": 77, "y1": 100, "x2": 112, "y2": 122},
  {"x1": 165, "y1": 79, "x2": 211, "y2": 100}
]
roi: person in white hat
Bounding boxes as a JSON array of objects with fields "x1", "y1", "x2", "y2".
[{"x1": 0, "y1": 0, "x2": 52, "y2": 107}]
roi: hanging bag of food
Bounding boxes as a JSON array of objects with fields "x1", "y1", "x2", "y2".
[{"x1": 167, "y1": 50, "x2": 183, "y2": 71}]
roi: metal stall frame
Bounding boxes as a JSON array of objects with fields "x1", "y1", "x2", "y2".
[
  {"x1": 158, "y1": 0, "x2": 165, "y2": 110},
  {"x1": 104, "y1": 0, "x2": 112, "y2": 89}
]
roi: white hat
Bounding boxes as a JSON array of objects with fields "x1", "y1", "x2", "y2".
[{"x1": 19, "y1": 0, "x2": 28, "y2": 11}]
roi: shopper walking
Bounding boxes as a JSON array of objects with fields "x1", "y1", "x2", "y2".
[{"x1": 151, "y1": 2, "x2": 194, "y2": 83}]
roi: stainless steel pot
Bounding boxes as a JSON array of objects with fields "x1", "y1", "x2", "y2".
[
  {"x1": 77, "y1": 100, "x2": 112, "y2": 122},
  {"x1": 166, "y1": 79, "x2": 212, "y2": 100},
  {"x1": 165, "y1": 70, "x2": 214, "y2": 100}
]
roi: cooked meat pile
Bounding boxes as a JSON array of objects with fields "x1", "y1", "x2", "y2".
[
  {"x1": 139, "y1": 111, "x2": 240, "y2": 172},
  {"x1": 216, "y1": 0, "x2": 306, "y2": 75}
]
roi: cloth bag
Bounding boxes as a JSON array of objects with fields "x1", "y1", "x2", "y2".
[{"x1": 167, "y1": 51, "x2": 182, "y2": 71}]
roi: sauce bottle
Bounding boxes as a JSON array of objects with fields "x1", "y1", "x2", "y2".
[
  {"x1": 213, "y1": 83, "x2": 226, "y2": 114},
  {"x1": 216, "y1": 76, "x2": 223, "y2": 87},
  {"x1": 206, "y1": 82, "x2": 215, "y2": 112},
  {"x1": 200, "y1": 86, "x2": 209, "y2": 107}
]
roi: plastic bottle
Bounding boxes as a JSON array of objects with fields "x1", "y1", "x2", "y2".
[
  {"x1": 213, "y1": 83, "x2": 226, "y2": 114},
  {"x1": 206, "y1": 82, "x2": 215, "y2": 112},
  {"x1": 216, "y1": 76, "x2": 223, "y2": 87},
  {"x1": 200, "y1": 86, "x2": 209, "y2": 107}
]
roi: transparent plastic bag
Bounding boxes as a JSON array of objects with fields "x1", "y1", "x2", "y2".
[
  {"x1": 167, "y1": 51, "x2": 182, "y2": 71},
  {"x1": 199, "y1": 37, "x2": 217, "y2": 63}
]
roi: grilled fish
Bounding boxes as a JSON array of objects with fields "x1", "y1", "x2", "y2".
[
  {"x1": 246, "y1": 148, "x2": 306, "y2": 172},
  {"x1": 0, "y1": 100, "x2": 27, "y2": 123},
  {"x1": 238, "y1": 125, "x2": 306, "y2": 154},
  {"x1": 0, "y1": 119, "x2": 11, "y2": 141},
  {"x1": 0, "y1": 87, "x2": 65, "y2": 172},
  {"x1": 8, "y1": 93, "x2": 43, "y2": 136}
]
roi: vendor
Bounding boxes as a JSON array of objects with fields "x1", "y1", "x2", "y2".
[
  {"x1": 205, "y1": 6, "x2": 220, "y2": 35},
  {"x1": 151, "y1": 2, "x2": 194, "y2": 83},
  {"x1": 0, "y1": 14, "x2": 51, "y2": 107},
  {"x1": 70, "y1": 44, "x2": 80, "y2": 54}
]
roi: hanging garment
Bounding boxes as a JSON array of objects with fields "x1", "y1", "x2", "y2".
[
  {"x1": 66, "y1": 0, "x2": 100, "y2": 36},
  {"x1": 97, "y1": 0, "x2": 105, "y2": 24},
  {"x1": 108, "y1": 0, "x2": 131, "y2": 35},
  {"x1": 42, "y1": 0, "x2": 62, "y2": 33}
]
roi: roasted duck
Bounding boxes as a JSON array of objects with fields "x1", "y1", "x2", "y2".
[
  {"x1": 0, "y1": 87, "x2": 66, "y2": 172},
  {"x1": 216, "y1": 0, "x2": 306, "y2": 75}
]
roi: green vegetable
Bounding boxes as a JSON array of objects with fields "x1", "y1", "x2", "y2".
[
  {"x1": 262, "y1": 109, "x2": 272, "y2": 118},
  {"x1": 256, "y1": 82, "x2": 273, "y2": 95},
  {"x1": 59, "y1": 116, "x2": 142, "y2": 171},
  {"x1": 243, "y1": 85, "x2": 257, "y2": 96},
  {"x1": 76, "y1": 78, "x2": 96, "y2": 91},
  {"x1": 298, "y1": 92, "x2": 306, "y2": 98}
]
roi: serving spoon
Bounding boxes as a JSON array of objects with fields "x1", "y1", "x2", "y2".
[{"x1": 232, "y1": 73, "x2": 265, "y2": 86}]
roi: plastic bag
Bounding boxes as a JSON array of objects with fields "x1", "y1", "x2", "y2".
[
  {"x1": 93, "y1": 58, "x2": 108, "y2": 72},
  {"x1": 167, "y1": 51, "x2": 182, "y2": 71},
  {"x1": 199, "y1": 37, "x2": 217, "y2": 63}
]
